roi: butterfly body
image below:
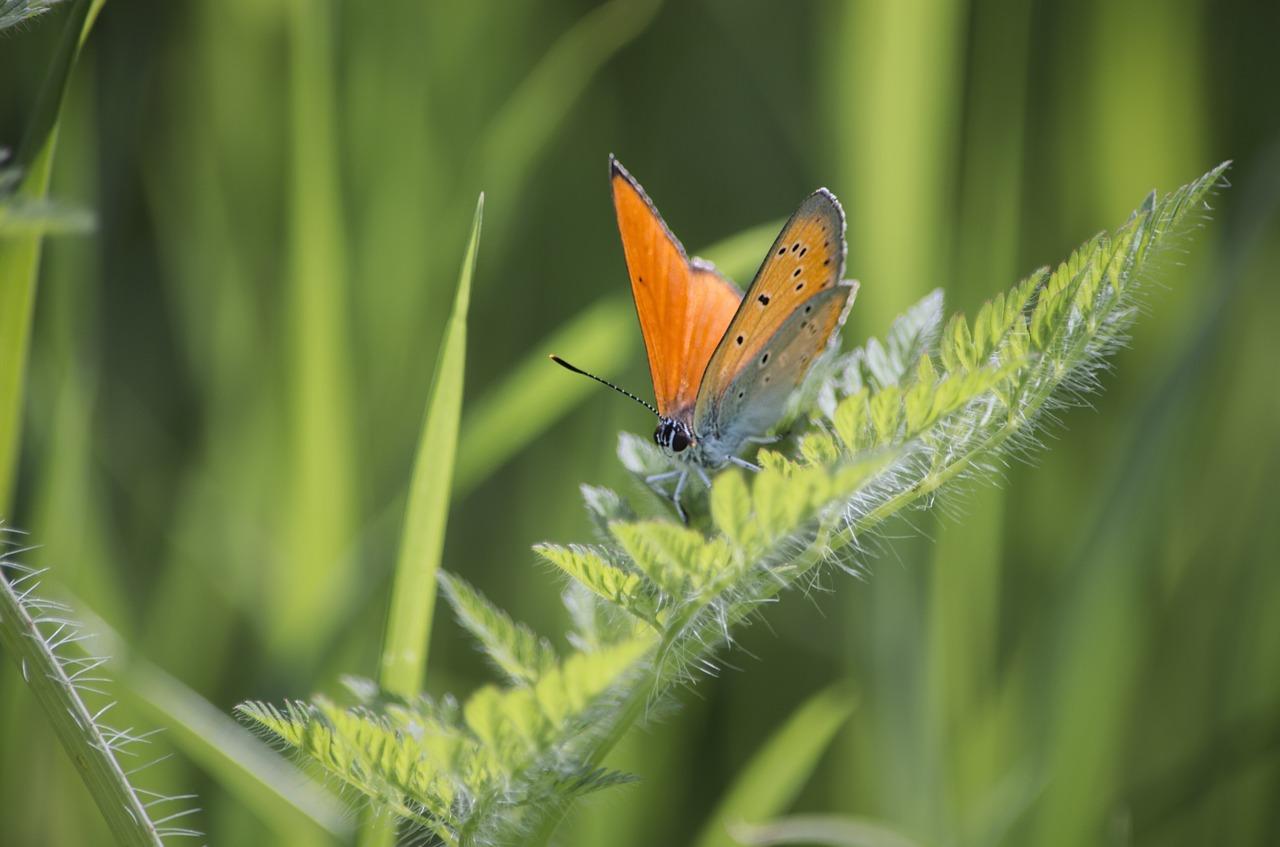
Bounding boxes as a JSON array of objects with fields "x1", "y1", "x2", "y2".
[{"x1": 611, "y1": 157, "x2": 858, "y2": 479}]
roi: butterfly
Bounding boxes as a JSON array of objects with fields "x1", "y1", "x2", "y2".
[{"x1": 553, "y1": 156, "x2": 858, "y2": 520}]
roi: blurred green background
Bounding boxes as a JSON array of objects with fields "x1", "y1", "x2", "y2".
[{"x1": 2, "y1": 0, "x2": 1278, "y2": 845}]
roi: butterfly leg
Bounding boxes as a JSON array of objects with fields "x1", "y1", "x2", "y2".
[
  {"x1": 645, "y1": 469, "x2": 689, "y2": 523},
  {"x1": 735, "y1": 432, "x2": 785, "y2": 473},
  {"x1": 674, "y1": 467, "x2": 714, "y2": 524},
  {"x1": 672, "y1": 470, "x2": 695, "y2": 524}
]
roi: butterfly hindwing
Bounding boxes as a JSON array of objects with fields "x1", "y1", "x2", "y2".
[
  {"x1": 700, "y1": 281, "x2": 858, "y2": 443},
  {"x1": 611, "y1": 157, "x2": 742, "y2": 420}
]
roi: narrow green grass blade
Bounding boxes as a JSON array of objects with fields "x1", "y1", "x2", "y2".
[
  {"x1": 277, "y1": 0, "x2": 357, "y2": 654},
  {"x1": 0, "y1": 0, "x2": 96, "y2": 516},
  {"x1": 823, "y1": 0, "x2": 969, "y2": 827},
  {"x1": 379, "y1": 194, "x2": 483, "y2": 697},
  {"x1": 925, "y1": 1, "x2": 1031, "y2": 821},
  {"x1": 124, "y1": 658, "x2": 347, "y2": 843},
  {"x1": 472, "y1": 0, "x2": 661, "y2": 218},
  {"x1": 454, "y1": 297, "x2": 632, "y2": 496},
  {"x1": 692, "y1": 683, "x2": 857, "y2": 847}
]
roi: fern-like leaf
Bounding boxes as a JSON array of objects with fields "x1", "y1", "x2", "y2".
[
  {"x1": 439, "y1": 572, "x2": 559, "y2": 685},
  {"x1": 239, "y1": 163, "x2": 1229, "y2": 846}
]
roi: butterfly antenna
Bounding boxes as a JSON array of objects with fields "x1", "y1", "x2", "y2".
[{"x1": 549, "y1": 355, "x2": 661, "y2": 418}]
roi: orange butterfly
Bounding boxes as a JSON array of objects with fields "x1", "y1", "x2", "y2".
[{"x1": 554, "y1": 157, "x2": 858, "y2": 518}]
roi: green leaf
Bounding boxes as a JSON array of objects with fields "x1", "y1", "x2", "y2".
[
  {"x1": 580, "y1": 484, "x2": 637, "y2": 531},
  {"x1": 610, "y1": 520, "x2": 714, "y2": 597},
  {"x1": 108, "y1": 640, "x2": 348, "y2": 840},
  {"x1": 276, "y1": 0, "x2": 361, "y2": 656},
  {"x1": 471, "y1": 0, "x2": 661, "y2": 219},
  {"x1": 883, "y1": 288, "x2": 945, "y2": 377},
  {"x1": 440, "y1": 572, "x2": 559, "y2": 685},
  {"x1": 462, "y1": 637, "x2": 653, "y2": 754},
  {"x1": 833, "y1": 388, "x2": 870, "y2": 450},
  {"x1": 710, "y1": 469, "x2": 754, "y2": 549},
  {"x1": 535, "y1": 542, "x2": 657, "y2": 622},
  {"x1": 238, "y1": 163, "x2": 1233, "y2": 845},
  {"x1": 799, "y1": 431, "x2": 841, "y2": 466},
  {"x1": 454, "y1": 297, "x2": 635, "y2": 495},
  {"x1": 868, "y1": 385, "x2": 904, "y2": 443},
  {"x1": 749, "y1": 462, "x2": 794, "y2": 544},
  {"x1": 379, "y1": 194, "x2": 483, "y2": 696},
  {"x1": 902, "y1": 371, "x2": 937, "y2": 434},
  {"x1": 237, "y1": 697, "x2": 457, "y2": 838},
  {"x1": 693, "y1": 683, "x2": 858, "y2": 847},
  {"x1": 0, "y1": 0, "x2": 98, "y2": 515}
]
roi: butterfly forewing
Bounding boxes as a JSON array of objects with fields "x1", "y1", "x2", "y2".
[
  {"x1": 611, "y1": 158, "x2": 742, "y2": 420},
  {"x1": 694, "y1": 189, "x2": 849, "y2": 428}
]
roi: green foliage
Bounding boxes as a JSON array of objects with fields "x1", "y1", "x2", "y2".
[
  {"x1": 692, "y1": 683, "x2": 858, "y2": 847},
  {"x1": 439, "y1": 573, "x2": 559, "y2": 685},
  {"x1": 0, "y1": 163, "x2": 92, "y2": 236},
  {"x1": 2, "y1": 0, "x2": 1271, "y2": 841},
  {"x1": 0, "y1": 558, "x2": 192, "y2": 844},
  {"x1": 0, "y1": 0, "x2": 97, "y2": 515},
  {"x1": 379, "y1": 196, "x2": 484, "y2": 698},
  {"x1": 0, "y1": 0, "x2": 69, "y2": 31},
  {"x1": 239, "y1": 164, "x2": 1229, "y2": 844},
  {"x1": 239, "y1": 635, "x2": 652, "y2": 845}
]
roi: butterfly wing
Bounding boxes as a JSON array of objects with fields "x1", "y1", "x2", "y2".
[
  {"x1": 694, "y1": 188, "x2": 854, "y2": 442},
  {"x1": 704, "y1": 281, "x2": 858, "y2": 447},
  {"x1": 611, "y1": 157, "x2": 742, "y2": 420}
]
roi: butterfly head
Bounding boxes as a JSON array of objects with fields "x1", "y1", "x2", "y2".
[{"x1": 654, "y1": 417, "x2": 694, "y2": 455}]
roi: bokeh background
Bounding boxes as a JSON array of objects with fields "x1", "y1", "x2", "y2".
[{"x1": 2, "y1": 1, "x2": 1278, "y2": 845}]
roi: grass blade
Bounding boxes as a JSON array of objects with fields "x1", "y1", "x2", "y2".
[
  {"x1": 52, "y1": 595, "x2": 351, "y2": 841},
  {"x1": 454, "y1": 296, "x2": 632, "y2": 496},
  {"x1": 693, "y1": 683, "x2": 857, "y2": 847},
  {"x1": 276, "y1": 0, "x2": 357, "y2": 654},
  {"x1": 379, "y1": 194, "x2": 484, "y2": 696},
  {"x1": 0, "y1": 0, "x2": 97, "y2": 515}
]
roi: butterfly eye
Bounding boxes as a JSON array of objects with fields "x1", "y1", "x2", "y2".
[{"x1": 654, "y1": 421, "x2": 692, "y2": 453}]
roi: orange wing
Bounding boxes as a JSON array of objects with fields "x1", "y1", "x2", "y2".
[
  {"x1": 697, "y1": 189, "x2": 846, "y2": 399},
  {"x1": 611, "y1": 157, "x2": 742, "y2": 420}
]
